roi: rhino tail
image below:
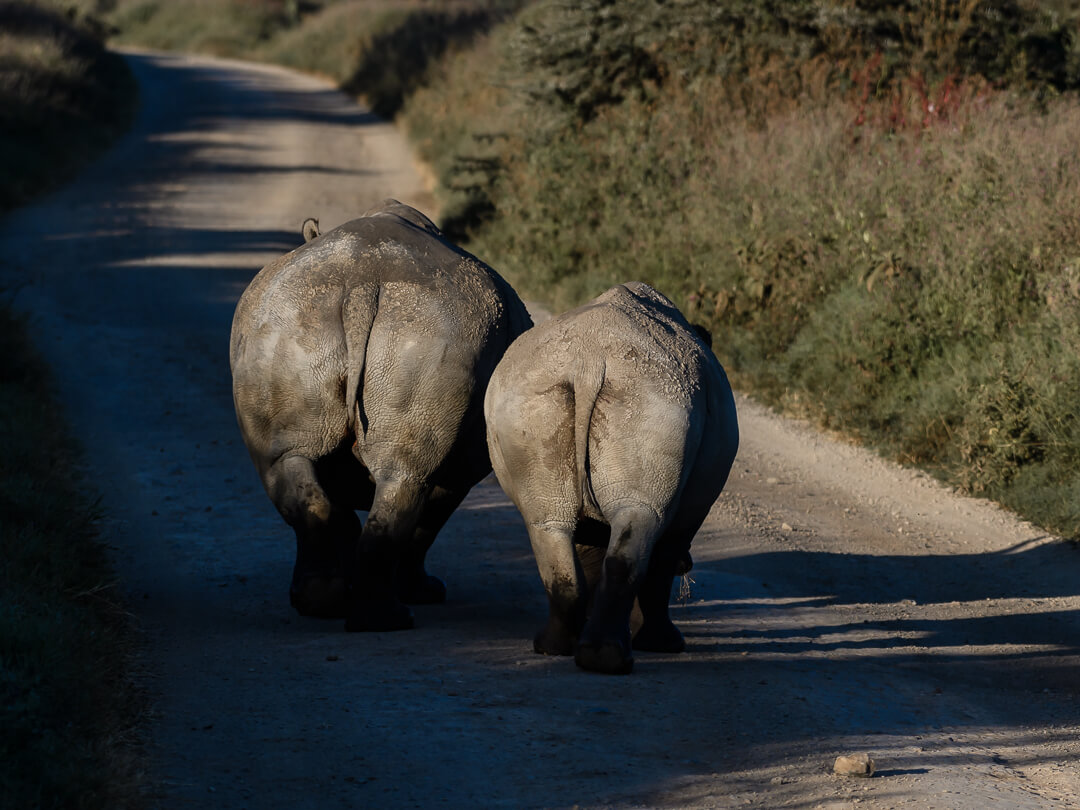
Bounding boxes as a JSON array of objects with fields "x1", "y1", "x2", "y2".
[
  {"x1": 342, "y1": 285, "x2": 380, "y2": 439},
  {"x1": 573, "y1": 354, "x2": 606, "y2": 517}
]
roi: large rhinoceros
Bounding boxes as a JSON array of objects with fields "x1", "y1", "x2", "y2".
[
  {"x1": 230, "y1": 200, "x2": 532, "y2": 631},
  {"x1": 484, "y1": 282, "x2": 738, "y2": 673}
]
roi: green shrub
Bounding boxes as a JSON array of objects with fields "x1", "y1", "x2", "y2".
[{"x1": 340, "y1": 4, "x2": 515, "y2": 118}]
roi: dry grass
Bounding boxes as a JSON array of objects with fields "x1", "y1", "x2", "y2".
[
  {"x1": 1, "y1": 304, "x2": 145, "y2": 808},
  {"x1": 0, "y1": 0, "x2": 135, "y2": 211}
]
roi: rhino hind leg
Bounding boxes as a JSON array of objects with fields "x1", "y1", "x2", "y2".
[
  {"x1": 394, "y1": 485, "x2": 468, "y2": 604},
  {"x1": 633, "y1": 513, "x2": 704, "y2": 653},
  {"x1": 526, "y1": 522, "x2": 588, "y2": 656},
  {"x1": 265, "y1": 454, "x2": 357, "y2": 618},
  {"x1": 345, "y1": 478, "x2": 426, "y2": 632},
  {"x1": 575, "y1": 507, "x2": 661, "y2": 675},
  {"x1": 631, "y1": 548, "x2": 685, "y2": 654}
]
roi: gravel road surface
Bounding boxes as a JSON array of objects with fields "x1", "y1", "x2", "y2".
[{"x1": 2, "y1": 51, "x2": 1078, "y2": 810}]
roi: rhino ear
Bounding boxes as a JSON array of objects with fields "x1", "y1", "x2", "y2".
[
  {"x1": 301, "y1": 217, "x2": 321, "y2": 243},
  {"x1": 692, "y1": 323, "x2": 713, "y2": 349}
]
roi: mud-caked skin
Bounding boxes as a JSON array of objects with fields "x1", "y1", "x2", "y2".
[
  {"x1": 484, "y1": 283, "x2": 739, "y2": 673},
  {"x1": 230, "y1": 200, "x2": 532, "y2": 630}
]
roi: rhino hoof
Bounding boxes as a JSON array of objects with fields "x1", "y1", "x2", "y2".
[
  {"x1": 575, "y1": 640, "x2": 634, "y2": 675},
  {"x1": 398, "y1": 573, "x2": 447, "y2": 605},
  {"x1": 344, "y1": 600, "x2": 415, "y2": 632},
  {"x1": 290, "y1": 575, "x2": 347, "y2": 618},
  {"x1": 632, "y1": 619, "x2": 686, "y2": 653}
]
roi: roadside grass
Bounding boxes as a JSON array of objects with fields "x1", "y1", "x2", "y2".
[
  {"x1": 1, "y1": 2, "x2": 142, "y2": 807},
  {"x1": 0, "y1": 302, "x2": 145, "y2": 807},
  {"x1": 0, "y1": 0, "x2": 135, "y2": 211},
  {"x1": 400, "y1": 27, "x2": 514, "y2": 239},
  {"x1": 106, "y1": 0, "x2": 297, "y2": 56},
  {"x1": 0, "y1": 304, "x2": 144, "y2": 808}
]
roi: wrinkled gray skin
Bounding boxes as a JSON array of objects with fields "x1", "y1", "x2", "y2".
[
  {"x1": 230, "y1": 200, "x2": 532, "y2": 631},
  {"x1": 485, "y1": 283, "x2": 739, "y2": 673}
]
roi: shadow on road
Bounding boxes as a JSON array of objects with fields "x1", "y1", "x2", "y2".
[
  {"x1": 676, "y1": 535, "x2": 1080, "y2": 686},
  {"x1": 715, "y1": 537, "x2": 1080, "y2": 604},
  {"x1": 124, "y1": 50, "x2": 384, "y2": 128},
  {"x1": 416, "y1": 491, "x2": 1080, "y2": 805}
]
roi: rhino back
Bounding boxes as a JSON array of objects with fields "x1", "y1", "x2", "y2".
[
  {"x1": 487, "y1": 282, "x2": 731, "y2": 523},
  {"x1": 497, "y1": 283, "x2": 712, "y2": 404},
  {"x1": 231, "y1": 206, "x2": 522, "y2": 471}
]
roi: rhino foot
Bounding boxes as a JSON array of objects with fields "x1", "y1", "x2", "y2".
[
  {"x1": 397, "y1": 572, "x2": 447, "y2": 605},
  {"x1": 575, "y1": 639, "x2": 634, "y2": 675},
  {"x1": 632, "y1": 619, "x2": 686, "y2": 653},
  {"x1": 290, "y1": 575, "x2": 347, "y2": 618},
  {"x1": 344, "y1": 599, "x2": 414, "y2": 632}
]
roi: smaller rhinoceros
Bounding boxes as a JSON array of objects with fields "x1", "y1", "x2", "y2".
[
  {"x1": 230, "y1": 200, "x2": 532, "y2": 632},
  {"x1": 484, "y1": 282, "x2": 739, "y2": 674}
]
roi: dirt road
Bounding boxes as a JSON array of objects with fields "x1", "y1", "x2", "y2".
[{"x1": 2, "y1": 51, "x2": 1078, "y2": 810}]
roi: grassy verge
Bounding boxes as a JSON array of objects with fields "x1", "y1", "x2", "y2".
[
  {"x1": 0, "y1": 311, "x2": 143, "y2": 809},
  {"x1": 1, "y1": 2, "x2": 142, "y2": 807},
  {"x1": 1, "y1": 0, "x2": 136, "y2": 211}
]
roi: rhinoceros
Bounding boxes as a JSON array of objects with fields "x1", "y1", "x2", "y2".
[
  {"x1": 230, "y1": 200, "x2": 532, "y2": 631},
  {"x1": 484, "y1": 282, "x2": 739, "y2": 673}
]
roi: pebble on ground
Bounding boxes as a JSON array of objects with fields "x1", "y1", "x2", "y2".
[{"x1": 833, "y1": 753, "x2": 875, "y2": 777}]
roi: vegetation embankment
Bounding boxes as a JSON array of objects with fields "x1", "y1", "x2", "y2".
[
  {"x1": 400, "y1": 0, "x2": 1080, "y2": 540},
  {"x1": 1, "y1": 0, "x2": 135, "y2": 211},
  {"x1": 105, "y1": 1, "x2": 1080, "y2": 539},
  {"x1": 0, "y1": 309, "x2": 143, "y2": 809},
  {"x1": 1, "y1": 2, "x2": 141, "y2": 807}
]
